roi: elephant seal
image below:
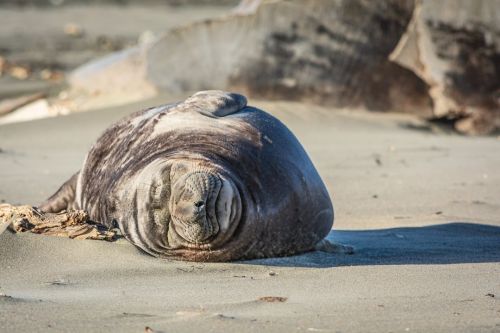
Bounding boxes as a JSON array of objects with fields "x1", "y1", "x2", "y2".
[{"x1": 40, "y1": 91, "x2": 347, "y2": 261}]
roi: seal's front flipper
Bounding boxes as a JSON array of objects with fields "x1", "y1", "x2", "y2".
[
  {"x1": 315, "y1": 239, "x2": 354, "y2": 255},
  {"x1": 185, "y1": 90, "x2": 247, "y2": 118},
  {"x1": 38, "y1": 172, "x2": 79, "y2": 213}
]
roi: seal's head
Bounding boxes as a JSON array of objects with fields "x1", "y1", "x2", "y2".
[{"x1": 120, "y1": 158, "x2": 243, "y2": 257}]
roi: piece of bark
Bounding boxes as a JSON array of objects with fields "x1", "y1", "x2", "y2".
[{"x1": 0, "y1": 204, "x2": 117, "y2": 241}]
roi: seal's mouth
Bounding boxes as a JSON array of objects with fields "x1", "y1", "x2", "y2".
[{"x1": 170, "y1": 171, "x2": 223, "y2": 244}]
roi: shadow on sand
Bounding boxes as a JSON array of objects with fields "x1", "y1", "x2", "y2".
[{"x1": 247, "y1": 223, "x2": 500, "y2": 268}]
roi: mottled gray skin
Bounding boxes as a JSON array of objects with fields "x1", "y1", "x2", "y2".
[{"x1": 40, "y1": 91, "x2": 335, "y2": 261}]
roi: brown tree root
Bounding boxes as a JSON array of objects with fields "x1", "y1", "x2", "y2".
[{"x1": 0, "y1": 204, "x2": 117, "y2": 241}]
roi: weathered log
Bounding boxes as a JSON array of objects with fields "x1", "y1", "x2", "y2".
[
  {"x1": 391, "y1": 0, "x2": 500, "y2": 134},
  {"x1": 69, "y1": 0, "x2": 425, "y2": 114},
  {"x1": 147, "y1": 0, "x2": 421, "y2": 111},
  {"x1": 65, "y1": 0, "x2": 499, "y2": 134},
  {"x1": 0, "y1": 93, "x2": 45, "y2": 117}
]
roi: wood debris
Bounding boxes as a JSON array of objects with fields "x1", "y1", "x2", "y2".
[
  {"x1": 0, "y1": 204, "x2": 117, "y2": 241},
  {"x1": 64, "y1": 23, "x2": 84, "y2": 37},
  {"x1": 0, "y1": 93, "x2": 46, "y2": 117},
  {"x1": 9, "y1": 66, "x2": 31, "y2": 80},
  {"x1": 0, "y1": 56, "x2": 6, "y2": 76},
  {"x1": 40, "y1": 69, "x2": 64, "y2": 81},
  {"x1": 258, "y1": 296, "x2": 288, "y2": 303}
]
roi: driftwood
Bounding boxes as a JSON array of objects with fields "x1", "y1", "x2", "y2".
[
  {"x1": 391, "y1": 0, "x2": 500, "y2": 135},
  {"x1": 0, "y1": 93, "x2": 45, "y2": 117},
  {"x1": 0, "y1": 204, "x2": 117, "y2": 241},
  {"x1": 65, "y1": 0, "x2": 499, "y2": 135},
  {"x1": 69, "y1": 0, "x2": 423, "y2": 114}
]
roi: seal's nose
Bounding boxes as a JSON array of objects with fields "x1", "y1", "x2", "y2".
[
  {"x1": 193, "y1": 200, "x2": 205, "y2": 214},
  {"x1": 170, "y1": 171, "x2": 222, "y2": 243}
]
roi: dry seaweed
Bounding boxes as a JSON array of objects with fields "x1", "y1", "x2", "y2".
[{"x1": 0, "y1": 204, "x2": 117, "y2": 241}]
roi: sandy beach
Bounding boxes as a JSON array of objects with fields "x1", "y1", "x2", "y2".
[
  {"x1": 1, "y1": 96, "x2": 499, "y2": 332},
  {"x1": 0, "y1": 3, "x2": 231, "y2": 101}
]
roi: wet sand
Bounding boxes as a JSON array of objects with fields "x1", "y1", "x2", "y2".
[{"x1": 0, "y1": 96, "x2": 499, "y2": 332}]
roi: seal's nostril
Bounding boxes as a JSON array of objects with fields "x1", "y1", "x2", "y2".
[{"x1": 194, "y1": 201, "x2": 204, "y2": 208}]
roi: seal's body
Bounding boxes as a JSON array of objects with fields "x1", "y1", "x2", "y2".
[{"x1": 41, "y1": 91, "x2": 335, "y2": 261}]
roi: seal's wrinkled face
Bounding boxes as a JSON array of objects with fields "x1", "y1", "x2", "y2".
[
  {"x1": 159, "y1": 160, "x2": 242, "y2": 250},
  {"x1": 121, "y1": 158, "x2": 242, "y2": 255},
  {"x1": 170, "y1": 171, "x2": 222, "y2": 243}
]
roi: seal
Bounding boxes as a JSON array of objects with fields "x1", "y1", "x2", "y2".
[{"x1": 40, "y1": 90, "x2": 350, "y2": 261}]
